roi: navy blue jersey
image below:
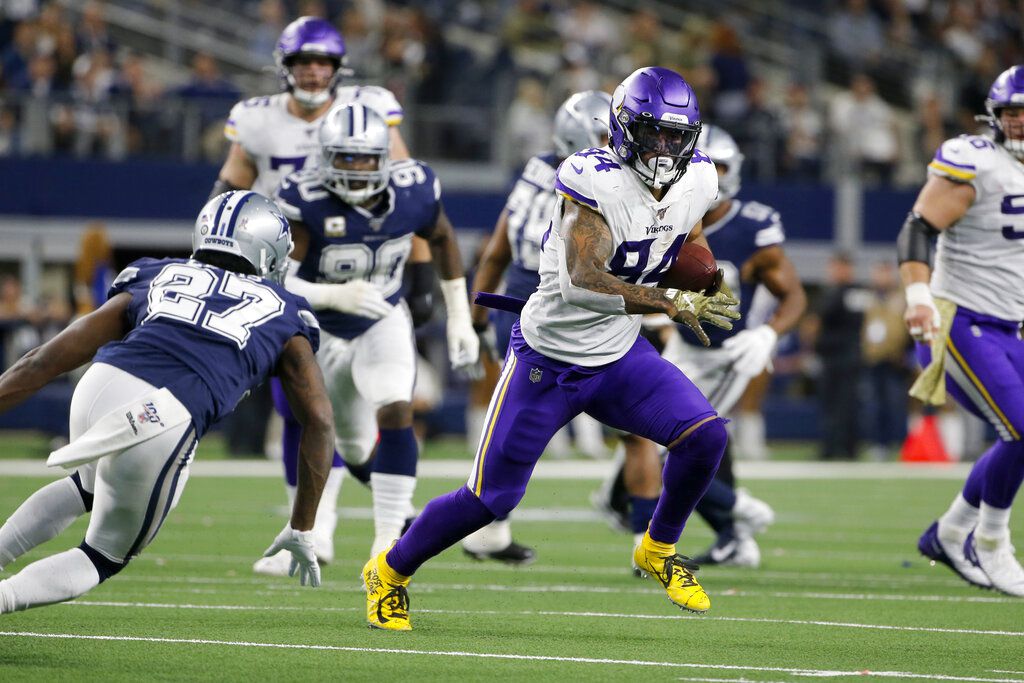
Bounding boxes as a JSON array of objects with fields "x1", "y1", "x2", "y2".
[
  {"x1": 685, "y1": 199, "x2": 785, "y2": 348},
  {"x1": 276, "y1": 159, "x2": 441, "y2": 339},
  {"x1": 502, "y1": 153, "x2": 558, "y2": 299},
  {"x1": 94, "y1": 257, "x2": 320, "y2": 436}
]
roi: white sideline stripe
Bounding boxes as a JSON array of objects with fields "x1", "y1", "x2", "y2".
[
  {"x1": 80, "y1": 575, "x2": 1023, "y2": 604},
  {"x1": 0, "y1": 459, "x2": 975, "y2": 480},
  {"x1": 64, "y1": 600, "x2": 1024, "y2": 637},
  {"x1": 0, "y1": 631, "x2": 1020, "y2": 682}
]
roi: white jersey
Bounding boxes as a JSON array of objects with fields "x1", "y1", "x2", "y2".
[
  {"x1": 927, "y1": 134, "x2": 1024, "y2": 321},
  {"x1": 520, "y1": 146, "x2": 719, "y2": 366},
  {"x1": 224, "y1": 85, "x2": 403, "y2": 198}
]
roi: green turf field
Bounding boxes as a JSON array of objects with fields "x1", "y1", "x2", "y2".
[{"x1": 0, "y1": 455, "x2": 1021, "y2": 681}]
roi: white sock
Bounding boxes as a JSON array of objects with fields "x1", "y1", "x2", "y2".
[
  {"x1": 463, "y1": 518, "x2": 512, "y2": 553},
  {"x1": 977, "y1": 503, "x2": 1011, "y2": 543},
  {"x1": 370, "y1": 473, "x2": 416, "y2": 546},
  {"x1": 313, "y1": 468, "x2": 345, "y2": 538},
  {"x1": 546, "y1": 425, "x2": 572, "y2": 459},
  {"x1": 571, "y1": 414, "x2": 608, "y2": 459},
  {"x1": 938, "y1": 494, "x2": 980, "y2": 536},
  {"x1": 0, "y1": 548, "x2": 100, "y2": 613},
  {"x1": 734, "y1": 412, "x2": 768, "y2": 461},
  {"x1": 0, "y1": 477, "x2": 87, "y2": 569},
  {"x1": 466, "y1": 406, "x2": 488, "y2": 455},
  {"x1": 938, "y1": 411, "x2": 965, "y2": 461}
]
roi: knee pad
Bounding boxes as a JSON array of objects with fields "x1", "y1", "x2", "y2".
[
  {"x1": 70, "y1": 471, "x2": 94, "y2": 512},
  {"x1": 78, "y1": 541, "x2": 128, "y2": 583},
  {"x1": 670, "y1": 418, "x2": 728, "y2": 467}
]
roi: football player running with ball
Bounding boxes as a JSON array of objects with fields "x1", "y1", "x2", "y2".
[
  {"x1": 362, "y1": 66, "x2": 740, "y2": 631},
  {"x1": 906, "y1": 65, "x2": 1024, "y2": 597},
  {"x1": 600, "y1": 125, "x2": 806, "y2": 569},
  {"x1": 0, "y1": 193, "x2": 334, "y2": 613},
  {"x1": 274, "y1": 103, "x2": 479, "y2": 560}
]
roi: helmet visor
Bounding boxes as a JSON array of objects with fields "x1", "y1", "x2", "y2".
[{"x1": 633, "y1": 120, "x2": 700, "y2": 160}]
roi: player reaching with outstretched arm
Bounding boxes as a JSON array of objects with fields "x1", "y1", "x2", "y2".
[
  {"x1": 361, "y1": 66, "x2": 740, "y2": 630},
  {"x1": 208, "y1": 16, "x2": 430, "y2": 573},
  {"x1": 905, "y1": 65, "x2": 1024, "y2": 597},
  {"x1": 0, "y1": 192, "x2": 334, "y2": 613},
  {"x1": 274, "y1": 103, "x2": 479, "y2": 559}
]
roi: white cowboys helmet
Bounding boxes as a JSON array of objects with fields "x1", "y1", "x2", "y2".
[{"x1": 318, "y1": 103, "x2": 390, "y2": 204}]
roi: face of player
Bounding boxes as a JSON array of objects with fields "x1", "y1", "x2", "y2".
[
  {"x1": 332, "y1": 152, "x2": 379, "y2": 189},
  {"x1": 999, "y1": 106, "x2": 1024, "y2": 142},
  {"x1": 637, "y1": 123, "x2": 689, "y2": 164},
  {"x1": 289, "y1": 55, "x2": 336, "y2": 95}
]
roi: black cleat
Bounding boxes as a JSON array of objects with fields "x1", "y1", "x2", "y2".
[{"x1": 463, "y1": 540, "x2": 537, "y2": 566}]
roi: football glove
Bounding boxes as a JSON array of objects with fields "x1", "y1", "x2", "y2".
[
  {"x1": 665, "y1": 281, "x2": 741, "y2": 347},
  {"x1": 722, "y1": 324, "x2": 777, "y2": 377},
  {"x1": 440, "y1": 278, "x2": 482, "y2": 378},
  {"x1": 326, "y1": 280, "x2": 392, "y2": 319},
  {"x1": 262, "y1": 525, "x2": 321, "y2": 587}
]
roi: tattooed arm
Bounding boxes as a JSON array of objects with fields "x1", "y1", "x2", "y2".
[
  {"x1": 277, "y1": 335, "x2": 334, "y2": 531},
  {"x1": 560, "y1": 199, "x2": 680, "y2": 317}
]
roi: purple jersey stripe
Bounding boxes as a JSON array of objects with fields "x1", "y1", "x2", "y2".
[
  {"x1": 554, "y1": 177, "x2": 598, "y2": 209},
  {"x1": 933, "y1": 146, "x2": 976, "y2": 170}
]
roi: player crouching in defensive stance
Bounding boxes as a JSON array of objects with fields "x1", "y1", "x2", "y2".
[
  {"x1": 905, "y1": 65, "x2": 1024, "y2": 597},
  {"x1": 0, "y1": 192, "x2": 334, "y2": 613},
  {"x1": 362, "y1": 66, "x2": 740, "y2": 630}
]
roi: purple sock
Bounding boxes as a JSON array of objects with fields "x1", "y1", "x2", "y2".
[
  {"x1": 962, "y1": 445, "x2": 996, "y2": 507},
  {"x1": 387, "y1": 486, "x2": 496, "y2": 576},
  {"x1": 374, "y1": 427, "x2": 418, "y2": 477},
  {"x1": 648, "y1": 419, "x2": 727, "y2": 544},
  {"x1": 630, "y1": 496, "x2": 658, "y2": 534},
  {"x1": 980, "y1": 440, "x2": 1024, "y2": 508},
  {"x1": 282, "y1": 415, "x2": 344, "y2": 487}
]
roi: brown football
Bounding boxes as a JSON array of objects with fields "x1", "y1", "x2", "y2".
[{"x1": 660, "y1": 241, "x2": 717, "y2": 293}]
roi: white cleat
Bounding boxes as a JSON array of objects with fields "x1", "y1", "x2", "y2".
[
  {"x1": 732, "y1": 488, "x2": 775, "y2": 537},
  {"x1": 252, "y1": 549, "x2": 293, "y2": 577},
  {"x1": 973, "y1": 534, "x2": 1024, "y2": 597}
]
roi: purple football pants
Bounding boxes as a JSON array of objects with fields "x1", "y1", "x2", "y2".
[
  {"x1": 917, "y1": 306, "x2": 1024, "y2": 509},
  {"x1": 387, "y1": 322, "x2": 725, "y2": 576}
]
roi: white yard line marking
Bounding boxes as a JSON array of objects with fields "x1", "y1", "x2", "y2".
[
  {"x1": 92, "y1": 574, "x2": 1019, "y2": 604},
  {"x1": 0, "y1": 630, "x2": 1019, "y2": 682},
  {"x1": 0, "y1": 459, "x2": 975, "y2": 480},
  {"x1": 63, "y1": 600, "x2": 1024, "y2": 637}
]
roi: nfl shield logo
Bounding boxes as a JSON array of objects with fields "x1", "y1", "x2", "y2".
[{"x1": 529, "y1": 368, "x2": 543, "y2": 383}]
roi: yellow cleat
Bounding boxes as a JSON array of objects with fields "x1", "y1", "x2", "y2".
[
  {"x1": 362, "y1": 550, "x2": 412, "y2": 631},
  {"x1": 633, "y1": 541, "x2": 710, "y2": 613}
]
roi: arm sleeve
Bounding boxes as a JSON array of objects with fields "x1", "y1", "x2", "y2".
[
  {"x1": 553, "y1": 157, "x2": 600, "y2": 212},
  {"x1": 274, "y1": 176, "x2": 306, "y2": 223},
  {"x1": 294, "y1": 301, "x2": 321, "y2": 354},
  {"x1": 106, "y1": 258, "x2": 152, "y2": 299}
]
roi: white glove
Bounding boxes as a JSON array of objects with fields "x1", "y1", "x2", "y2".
[
  {"x1": 722, "y1": 324, "x2": 778, "y2": 377},
  {"x1": 440, "y1": 278, "x2": 481, "y2": 377},
  {"x1": 324, "y1": 280, "x2": 392, "y2": 319},
  {"x1": 262, "y1": 526, "x2": 321, "y2": 587}
]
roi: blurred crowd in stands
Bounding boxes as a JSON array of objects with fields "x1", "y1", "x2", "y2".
[{"x1": 0, "y1": 0, "x2": 1020, "y2": 184}]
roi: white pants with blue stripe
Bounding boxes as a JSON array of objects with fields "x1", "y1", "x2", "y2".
[{"x1": 72, "y1": 363, "x2": 196, "y2": 564}]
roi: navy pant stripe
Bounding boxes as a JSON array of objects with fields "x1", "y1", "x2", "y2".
[{"x1": 127, "y1": 424, "x2": 195, "y2": 559}]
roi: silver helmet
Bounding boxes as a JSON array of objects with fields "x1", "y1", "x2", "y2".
[
  {"x1": 553, "y1": 90, "x2": 612, "y2": 159},
  {"x1": 318, "y1": 103, "x2": 390, "y2": 204},
  {"x1": 696, "y1": 124, "x2": 744, "y2": 209},
  {"x1": 193, "y1": 191, "x2": 292, "y2": 283}
]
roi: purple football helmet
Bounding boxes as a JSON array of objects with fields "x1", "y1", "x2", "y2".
[
  {"x1": 609, "y1": 67, "x2": 702, "y2": 189},
  {"x1": 985, "y1": 65, "x2": 1024, "y2": 158},
  {"x1": 274, "y1": 17, "x2": 349, "y2": 109}
]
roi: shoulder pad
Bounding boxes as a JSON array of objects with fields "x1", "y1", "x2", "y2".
[
  {"x1": 338, "y1": 85, "x2": 403, "y2": 126},
  {"x1": 520, "y1": 156, "x2": 557, "y2": 191},
  {"x1": 927, "y1": 135, "x2": 996, "y2": 183}
]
